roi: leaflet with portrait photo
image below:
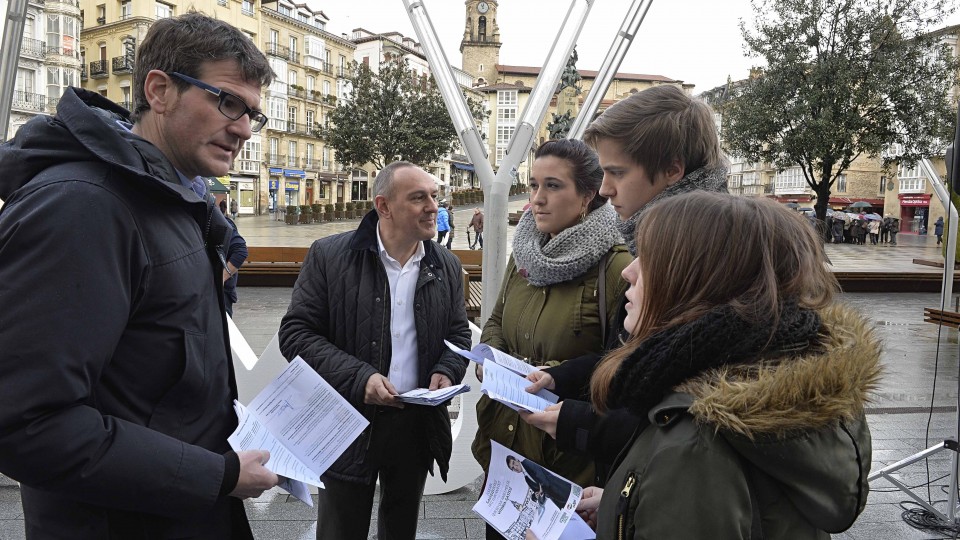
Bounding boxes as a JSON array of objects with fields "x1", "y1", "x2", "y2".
[{"x1": 473, "y1": 441, "x2": 595, "y2": 540}]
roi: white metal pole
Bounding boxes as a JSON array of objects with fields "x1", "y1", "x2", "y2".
[
  {"x1": 920, "y1": 158, "x2": 956, "y2": 304},
  {"x1": 567, "y1": 0, "x2": 654, "y2": 140},
  {"x1": 0, "y1": 0, "x2": 28, "y2": 141}
]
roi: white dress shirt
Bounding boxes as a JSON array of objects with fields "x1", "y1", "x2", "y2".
[{"x1": 377, "y1": 223, "x2": 425, "y2": 393}]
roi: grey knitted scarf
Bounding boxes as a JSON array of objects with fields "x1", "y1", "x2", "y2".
[
  {"x1": 619, "y1": 166, "x2": 729, "y2": 255},
  {"x1": 513, "y1": 204, "x2": 624, "y2": 287}
]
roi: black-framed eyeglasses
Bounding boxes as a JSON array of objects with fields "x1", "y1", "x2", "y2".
[{"x1": 167, "y1": 71, "x2": 268, "y2": 132}]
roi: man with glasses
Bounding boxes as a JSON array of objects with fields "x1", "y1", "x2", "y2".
[{"x1": 0, "y1": 13, "x2": 278, "y2": 539}]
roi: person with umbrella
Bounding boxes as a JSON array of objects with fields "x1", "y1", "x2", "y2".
[{"x1": 868, "y1": 217, "x2": 880, "y2": 245}]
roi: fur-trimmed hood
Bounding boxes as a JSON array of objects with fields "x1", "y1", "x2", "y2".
[{"x1": 677, "y1": 303, "x2": 882, "y2": 438}]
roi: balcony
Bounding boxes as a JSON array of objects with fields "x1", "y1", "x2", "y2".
[
  {"x1": 288, "y1": 86, "x2": 307, "y2": 99},
  {"x1": 265, "y1": 42, "x2": 291, "y2": 61},
  {"x1": 320, "y1": 61, "x2": 333, "y2": 75},
  {"x1": 289, "y1": 51, "x2": 300, "y2": 64},
  {"x1": 13, "y1": 90, "x2": 46, "y2": 112},
  {"x1": 96, "y1": 16, "x2": 105, "y2": 25},
  {"x1": 320, "y1": 94, "x2": 337, "y2": 107},
  {"x1": 119, "y1": 101, "x2": 132, "y2": 112},
  {"x1": 46, "y1": 98, "x2": 60, "y2": 114},
  {"x1": 46, "y1": 47, "x2": 79, "y2": 60},
  {"x1": 303, "y1": 159, "x2": 320, "y2": 171},
  {"x1": 112, "y1": 56, "x2": 134, "y2": 74},
  {"x1": 89, "y1": 60, "x2": 108, "y2": 78},
  {"x1": 264, "y1": 153, "x2": 285, "y2": 166},
  {"x1": 310, "y1": 126, "x2": 330, "y2": 139},
  {"x1": 20, "y1": 37, "x2": 46, "y2": 59},
  {"x1": 286, "y1": 121, "x2": 307, "y2": 134},
  {"x1": 80, "y1": 65, "x2": 87, "y2": 81},
  {"x1": 337, "y1": 66, "x2": 351, "y2": 78},
  {"x1": 285, "y1": 156, "x2": 299, "y2": 168}
]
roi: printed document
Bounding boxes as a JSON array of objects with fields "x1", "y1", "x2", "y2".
[
  {"x1": 444, "y1": 341, "x2": 537, "y2": 376},
  {"x1": 396, "y1": 383, "x2": 471, "y2": 406},
  {"x1": 481, "y1": 362, "x2": 558, "y2": 413},
  {"x1": 474, "y1": 441, "x2": 595, "y2": 540},
  {"x1": 228, "y1": 356, "x2": 369, "y2": 506}
]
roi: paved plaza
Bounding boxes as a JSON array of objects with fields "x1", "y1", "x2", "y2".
[{"x1": 3, "y1": 202, "x2": 960, "y2": 539}]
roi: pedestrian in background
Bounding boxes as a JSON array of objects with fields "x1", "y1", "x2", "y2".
[
  {"x1": 279, "y1": 161, "x2": 471, "y2": 540},
  {"x1": 0, "y1": 13, "x2": 278, "y2": 538},
  {"x1": 446, "y1": 203, "x2": 456, "y2": 249},
  {"x1": 889, "y1": 218, "x2": 900, "y2": 245},
  {"x1": 230, "y1": 197, "x2": 239, "y2": 219},
  {"x1": 220, "y1": 199, "x2": 248, "y2": 316},
  {"x1": 437, "y1": 201, "x2": 450, "y2": 245},
  {"x1": 469, "y1": 207, "x2": 485, "y2": 249},
  {"x1": 868, "y1": 218, "x2": 880, "y2": 245},
  {"x1": 935, "y1": 216, "x2": 944, "y2": 245}
]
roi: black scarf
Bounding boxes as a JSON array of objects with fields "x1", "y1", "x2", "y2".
[{"x1": 607, "y1": 303, "x2": 822, "y2": 416}]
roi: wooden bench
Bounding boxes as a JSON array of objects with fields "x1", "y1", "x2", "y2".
[
  {"x1": 508, "y1": 211, "x2": 524, "y2": 225},
  {"x1": 238, "y1": 246, "x2": 309, "y2": 287},
  {"x1": 924, "y1": 307, "x2": 960, "y2": 329},
  {"x1": 451, "y1": 249, "x2": 484, "y2": 319}
]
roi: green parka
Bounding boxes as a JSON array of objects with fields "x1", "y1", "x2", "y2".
[
  {"x1": 472, "y1": 247, "x2": 631, "y2": 487},
  {"x1": 597, "y1": 304, "x2": 881, "y2": 539}
]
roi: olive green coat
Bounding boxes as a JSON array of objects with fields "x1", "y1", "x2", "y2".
[
  {"x1": 597, "y1": 304, "x2": 881, "y2": 540},
  {"x1": 472, "y1": 246, "x2": 631, "y2": 487}
]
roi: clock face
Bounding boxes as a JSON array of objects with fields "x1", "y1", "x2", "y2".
[{"x1": 478, "y1": 1, "x2": 489, "y2": 13}]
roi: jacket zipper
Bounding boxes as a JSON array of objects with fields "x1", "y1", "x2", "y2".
[
  {"x1": 617, "y1": 473, "x2": 636, "y2": 540},
  {"x1": 364, "y1": 263, "x2": 391, "y2": 454}
]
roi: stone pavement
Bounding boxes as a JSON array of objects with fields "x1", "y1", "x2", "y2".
[{"x1": 3, "y1": 206, "x2": 960, "y2": 539}]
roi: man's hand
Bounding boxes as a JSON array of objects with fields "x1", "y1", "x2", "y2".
[
  {"x1": 364, "y1": 373, "x2": 402, "y2": 408},
  {"x1": 576, "y1": 486, "x2": 603, "y2": 530},
  {"x1": 429, "y1": 373, "x2": 453, "y2": 390},
  {"x1": 525, "y1": 370, "x2": 555, "y2": 393},
  {"x1": 519, "y1": 402, "x2": 562, "y2": 439},
  {"x1": 230, "y1": 450, "x2": 280, "y2": 499},
  {"x1": 475, "y1": 364, "x2": 483, "y2": 382}
]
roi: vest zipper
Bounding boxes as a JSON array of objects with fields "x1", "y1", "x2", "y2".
[{"x1": 617, "y1": 472, "x2": 636, "y2": 540}]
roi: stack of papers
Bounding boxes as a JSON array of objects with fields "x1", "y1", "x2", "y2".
[
  {"x1": 444, "y1": 341, "x2": 558, "y2": 413},
  {"x1": 396, "y1": 383, "x2": 471, "y2": 405},
  {"x1": 228, "y1": 356, "x2": 369, "y2": 506}
]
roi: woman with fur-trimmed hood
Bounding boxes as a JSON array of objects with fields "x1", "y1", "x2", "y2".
[{"x1": 587, "y1": 192, "x2": 881, "y2": 539}]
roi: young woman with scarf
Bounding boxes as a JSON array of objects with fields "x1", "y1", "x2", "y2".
[
  {"x1": 586, "y1": 192, "x2": 879, "y2": 539},
  {"x1": 471, "y1": 139, "x2": 631, "y2": 540}
]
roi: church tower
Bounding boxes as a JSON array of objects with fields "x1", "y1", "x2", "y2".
[{"x1": 460, "y1": 0, "x2": 501, "y2": 86}]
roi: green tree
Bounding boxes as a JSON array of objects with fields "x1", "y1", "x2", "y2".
[
  {"x1": 329, "y1": 59, "x2": 486, "y2": 170},
  {"x1": 718, "y1": 0, "x2": 958, "y2": 220}
]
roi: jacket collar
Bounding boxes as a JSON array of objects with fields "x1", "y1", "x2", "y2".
[{"x1": 351, "y1": 209, "x2": 445, "y2": 269}]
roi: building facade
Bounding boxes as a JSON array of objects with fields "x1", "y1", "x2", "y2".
[
  {"x1": 260, "y1": 0, "x2": 355, "y2": 215},
  {"x1": 8, "y1": 0, "x2": 82, "y2": 138}
]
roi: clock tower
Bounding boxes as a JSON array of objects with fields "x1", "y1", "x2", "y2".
[{"x1": 460, "y1": 0, "x2": 501, "y2": 85}]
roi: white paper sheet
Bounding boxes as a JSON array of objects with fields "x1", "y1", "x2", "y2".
[
  {"x1": 444, "y1": 341, "x2": 539, "y2": 376},
  {"x1": 480, "y1": 362, "x2": 558, "y2": 413},
  {"x1": 228, "y1": 357, "x2": 369, "y2": 506}
]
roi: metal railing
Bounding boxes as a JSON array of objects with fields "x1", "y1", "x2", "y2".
[
  {"x1": 112, "y1": 56, "x2": 134, "y2": 73},
  {"x1": 89, "y1": 59, "x2": 108, "y2": 78},
  {"x1": 20, "y1": 37, "x2": 45, "y2": 59},
  {"x1": 13, "y1": 90, "x2": 45, "y2": 112},
  {"x1": 264, "y1": 153, "x2": 285, "y2": 166},
  {"x1": 265, "y1": 42, "x2": 291, "y2": 61},
  {"x1": 46, "y1": 47, "x2": 79, "y2": 59},
  {"x1": 320, "y1": 61, "x2": 333, "y2": 75}
]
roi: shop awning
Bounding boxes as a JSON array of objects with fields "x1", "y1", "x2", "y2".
[
  {"x1": 204, "y1": 177, "x2": 229, "y2": 194},
  {"x1": 452, "y1": 163, "x2": 475, "y2": 171}
]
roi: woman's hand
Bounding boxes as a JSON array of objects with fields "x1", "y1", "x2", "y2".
[
  {"x1": 576, "y1": 486, "x2": 603, "y2": 530},
  {"x1": 525, "y1": 369, "x2": 555, "y2": 393},
  {"x1": 519, "y1": 403, "x2": 562, "y2": 439}
]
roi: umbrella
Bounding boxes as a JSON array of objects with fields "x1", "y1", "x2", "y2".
[
  {"x1": 204, "y1": 177, "x2": 229, "y2": 194},
  {"x1": 848, "y1": 201, "x2": 872, "y2": 209},
  {"x1": 784, "y1": 202, "x2": 801, "y2": 209},
  {"x1": 832, "y1": 212, "x2": 850, "y2": 222},
  {"x1": 846, "y1": 213, "x2": 863, "y2": 221},
  {"x1": 864, "y1": 213, "x2": 882, "y2": 221}
]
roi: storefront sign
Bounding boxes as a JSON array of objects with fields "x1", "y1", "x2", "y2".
[
  {"x1": 268, "y1": 167, "x2": 283, "y2": 176},
  {"x1": 268, "y1": 179, "x2": 279, "y2": 191},
  {"x1": 283, "y1": 169, "x2": 306, "y2": 178},
  {"x1": 898, "y1": 194, "x2": 931, "y2": 207},
  {"x1": 285, "y1": 180, "x2": 300, "y2": 191}
]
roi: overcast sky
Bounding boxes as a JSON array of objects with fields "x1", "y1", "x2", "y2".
[{"x1": 314, "y1": 0, "x2": 760, "y2": 93}]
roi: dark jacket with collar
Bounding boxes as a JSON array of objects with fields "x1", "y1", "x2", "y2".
[
  {"x1": 0, "y1": 88, "x2": 247, "y2": 538},
  {"x1": 596, "y1": 305, "x2": 879, "y2": 539},
  {"x1": 278, "y1": 210, "x2": 471, "y2": 483}
]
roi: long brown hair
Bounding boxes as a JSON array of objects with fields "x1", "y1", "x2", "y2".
[{"x1": 591, "y1": 192, "x2": 837, "y2": 411}]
